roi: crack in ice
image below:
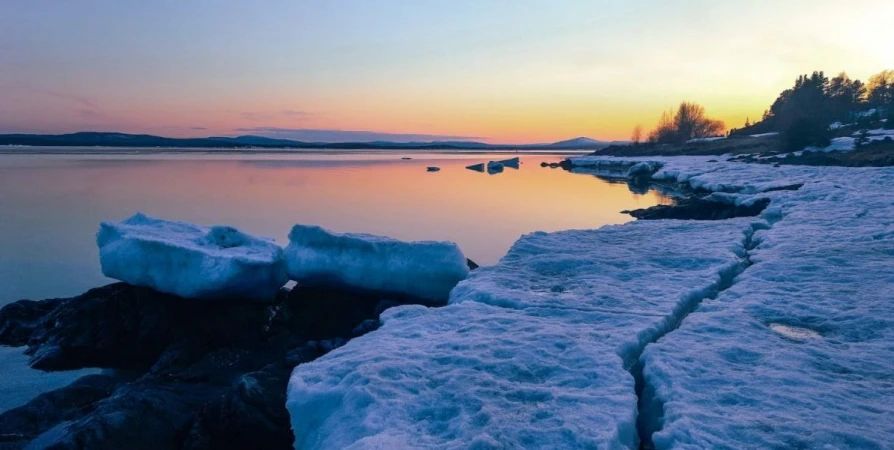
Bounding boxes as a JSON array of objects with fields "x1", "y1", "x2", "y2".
[{"x1": 631, "y1": 221, "x2": 771, "y2": 449}]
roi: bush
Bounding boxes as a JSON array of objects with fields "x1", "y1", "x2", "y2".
[{"x1": 784, "y1": 118, "x2": 832, "y2": 151}]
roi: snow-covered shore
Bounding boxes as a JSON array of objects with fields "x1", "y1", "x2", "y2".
[{"x1": 287, "y1": 156, "x2": 894, "y2": 449}]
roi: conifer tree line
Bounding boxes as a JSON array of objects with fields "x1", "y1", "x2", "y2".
[{"x1": 634, "y1": 70, "x2": 893, "y2": 149}]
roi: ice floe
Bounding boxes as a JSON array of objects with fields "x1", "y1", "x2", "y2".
[
  {"x1": 285, "y1": 224, "x2": 469, "y2": 303},
  {"x1": 97, "y1": 213, "x2": 287, "y2": 301}
]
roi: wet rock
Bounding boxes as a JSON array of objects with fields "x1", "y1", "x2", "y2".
[
  {"x1": 625, "y1": 197, "x2": 771, "y2": 221},
  {"x1": 0, "y1": 374, "x2": 124, "y2": 449},
  {"x1": 0, "y1": 298, "x2": 64, "y2": 347},
  {"x1": 0, "y1": 283, "x2": 272, "y2": 372},
  {"x1": 0, "y1": 282, "x2": 430, "y2": 449}
]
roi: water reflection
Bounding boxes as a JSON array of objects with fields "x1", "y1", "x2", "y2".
[{"x1": 0, "y1": 153, "x2": 671, "y2": 304}]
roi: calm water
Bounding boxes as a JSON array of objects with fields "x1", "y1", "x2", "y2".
[{"x1": 0, "y1": 149, "x2": 670, "y2": 410}]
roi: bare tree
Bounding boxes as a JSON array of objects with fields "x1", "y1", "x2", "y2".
[
  {"x1": 649, "y1": 102, "x2": 725, "y2": 144},
  {"x1": 866, "y1": 70, "x2": 894, "y2": 106},
  {"x1": 631, "y1": 124, "x2": 644, "y2": 145}
]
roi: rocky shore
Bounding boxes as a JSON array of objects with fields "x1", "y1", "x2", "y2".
[{"x1": 0, "y1": 282, "x2": 440, "y2": 449}]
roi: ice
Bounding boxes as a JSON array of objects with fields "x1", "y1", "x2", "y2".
[
  {"x1": 465, "y1": 162, "x2": 485, "y2": 172},
  {"x1": 486, "y1": 161, "x2": 504, "y2": 174},
  {"x1": 287, "y1": 217, "x2": 755, "y2": 448},
  {"x1": 642, "y1": 169, "x2": 894, "y2": 449},
  {"x1": 286, "y1": 153, "x2": 894, "y2": 448},
  {"x1": 496, "y1": 157, "x2": 520, "y2": 169},
  {"x1": 449, "y1": 219, "x2": 754, "y2": 315},
  {"x1": 287, "y1": 303, "x2": 640, "y2": 449},
  {"x1": 572, "y1": 154, "x2": 894, "y2": 448},
  {"x1": 284, "y1": 224, "x2": 469, "y2": 302},
  {"x1": 97, "y1": 213, "x2": 287, "y2": 301}
]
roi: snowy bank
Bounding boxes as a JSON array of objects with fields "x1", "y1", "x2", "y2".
[
  {"x1": 287, "y1": 218, "x2": 757, "y2": 448},
  {"x1": 285, "y1": 225, "x2": 469, "y2": 302},
  {"x1": 287, "y1": 154, "x2": 894, "y2": 448},
  {"x1": 570, "y1": 154, "x2": 894, "y2": 448},
  {"x1": 97, "y1": 213, "x2": 287, "y2": 301}
]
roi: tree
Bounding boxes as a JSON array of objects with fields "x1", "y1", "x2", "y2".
[
  {"x1": 648, "y1": 102, "x2": 725, "y2": 144},
  {"x1": 867, "y1": 70, "x2": 894, "y2": 106},
  {"x1": 631, "y1": 124, "x2": 644, "y2": 145},
  {"x1": 827, "y1": 72, "x2": 865, "y2": 120}
]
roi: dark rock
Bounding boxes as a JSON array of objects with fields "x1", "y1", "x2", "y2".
[
  {"x1": 0, "y1": 283, "x2": 273, "y2": 372},
  {"x1": 426, "y1": 166, "x2": 440, "y2": 172},
  {"x1": 548, "y1": 162, "x2": 559, "y2": 168},
  {"x1": 0, "y1": 298, "x2": 64, "y2": 347},
  {"x1": 626, "y1": 197, "x2": 771, "y2": 221},
  {"x1": 540, "y1": 162, "x2": 549, "y2": 167},
  {"x1": 0, "y1": 282, "x2": 432, "y2": 449},
  {"x1": 466, "y1": 258, "x2": 479, "y2": 270},
  {"x1": 761, "y1": 183, "x2": 803, "y2": 192},
  {"x1": 0, "y1": 374, "x2": 124, "y2": 449}
]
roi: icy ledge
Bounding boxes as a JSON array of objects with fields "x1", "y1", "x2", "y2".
[
  {"x1": 286, "y1": 218, "x2": 759, "y2": 448},
  {"x1": 97, "y1": 213, "x2": 287, "y2": 301}
]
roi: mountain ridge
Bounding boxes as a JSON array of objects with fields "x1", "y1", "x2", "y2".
[{"x1": 0, "y1": 131, "x2": 622, "y2": 150}]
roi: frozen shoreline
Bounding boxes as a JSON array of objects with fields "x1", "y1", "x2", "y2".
[
  {"x1": 2, "y1": 155, "x2": 892, "y2": 448},
  {"x1": 287, "y1": 156, "x2": 894, "y2": 449}
]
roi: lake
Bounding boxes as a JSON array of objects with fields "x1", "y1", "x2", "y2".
[{"x1": 0, "y1": 149, "x2": 671, "y2": 410}]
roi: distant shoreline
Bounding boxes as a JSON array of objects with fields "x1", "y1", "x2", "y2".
[{"x1": 0, "y1": 146, "x2": 592, "y2": 156}]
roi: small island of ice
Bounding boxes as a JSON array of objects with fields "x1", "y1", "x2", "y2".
[
  {"x1": 97, "y1": 213, "x2": 288, "y2": 301},
  {"x1": 285, "y1": 224, "x2": 469, "y2": 302}
]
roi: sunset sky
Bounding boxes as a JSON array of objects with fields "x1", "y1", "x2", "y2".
[{"x1": 2, "y1": 0, "x2": 892, "y2": 143}]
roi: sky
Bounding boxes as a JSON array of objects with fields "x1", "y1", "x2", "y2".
[{"x1": 1, "y1": 0, "x2": 893, "y2": 144}]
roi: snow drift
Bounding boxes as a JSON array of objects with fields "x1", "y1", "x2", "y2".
[
  {"x1": 284, "y1": 225, "x2": 469, "y2": 302},
  {"x1": 97, "y1": 213, "x2": 287, "y2": 301}
]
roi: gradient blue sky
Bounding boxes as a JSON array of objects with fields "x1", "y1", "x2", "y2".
[{"x1": 2, "y1": 0, "x2": 892, "y2": 143}]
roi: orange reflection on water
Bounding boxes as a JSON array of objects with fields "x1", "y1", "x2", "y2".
[{"x1": 0, "y1": 153, "x2": 671, "y2": 302}]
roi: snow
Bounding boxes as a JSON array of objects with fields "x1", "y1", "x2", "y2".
[
  {"x1": 286, "y1": 153, "x2": 894, "y2": 449},
  {"x1": 748, "y1": 132, "x2": 779, "y2": 138},
  {"x1": 571, "y1": 154, "x2": 894, "y2": 448},
  {"x1": 802, "y1": 129, "x2": 894, "y2": 153},
  {"x1": 486, "y1": 161, "x2": 504, "y2": 174},
  {"x1": 284, "y1": 224, "x2": 469, "y2": 302},
  {"x1": 287, "y1": 217, "x2": 756, "y2": 448},
  {"x1": 97, "y1": 213, "x2": 287, "y2": 301},
  {"x1": 685, "y1": 136, "x2": 725, "y2": 143},
  {"x1": 288, "y1": 302, "x2": 640, "y2": 449}
]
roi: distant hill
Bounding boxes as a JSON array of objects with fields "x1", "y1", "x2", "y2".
[
  {"x1": 0, "y1": 131, "x2": 617, "y2": 150},
  {"x1": 547, "y1": 137, "x2": 610, "y2": 148}
]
